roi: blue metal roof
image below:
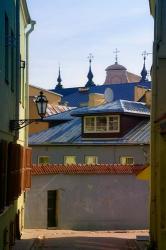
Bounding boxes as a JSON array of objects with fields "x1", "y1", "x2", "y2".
[
  {"x1": 71, "y1": 100, "x2": 150, "y2": 116},
  {"x1": 29, "y1": 118, "x2": 150, "y2": 145},
  {"x1": 50, "y1": 81, "x2": 151, "y2": 107},
  {"x1": 29, "y1": 118, "x2": 81, "y2": 144},
  {"x1": 44, "y1": 109, "x2": 75, "y2": 121}
]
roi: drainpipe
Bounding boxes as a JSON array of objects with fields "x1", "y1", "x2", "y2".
[
  {"x1": 14, "y1": 0, "x2": 20, "y2": 142},
  {"x1": 25, "y1": 20, "x2": 36, "y2": 146}
]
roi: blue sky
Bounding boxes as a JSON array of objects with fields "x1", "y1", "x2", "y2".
[{"x1": 27, "y1": 0, "x2": 154, "y2": 89}]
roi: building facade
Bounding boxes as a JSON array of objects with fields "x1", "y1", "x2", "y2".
[
  {"x1": 29, "y1": 100, "x2": 150, "y2": 166},
  {"x1": 26, "y1": 100, "x2": 150, "y2": 230},
  {"x1": 149, "y1": 0, "x2": 166, "y2": 249},
  {"x1": 0, "y1": 1, "x2": 33, "y2": 249},
  {"x1": 25, "y1": 165, "x2": 148, "y2": 230}
]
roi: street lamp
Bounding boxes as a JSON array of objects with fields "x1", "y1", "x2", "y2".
[
  {"x1": 10, "y1": 91, "x2": 48, "y2": 130},
  {"x1": 35, "y1": 91, "x2": 48, "y2": 119}
]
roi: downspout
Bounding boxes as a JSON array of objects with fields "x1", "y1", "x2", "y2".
[
  {"x1": 25, "y1": 20, "x2": 36, "y2": 146},
  {"x1": 14, "y1": 0, "x2": 20, "y2": 142}
]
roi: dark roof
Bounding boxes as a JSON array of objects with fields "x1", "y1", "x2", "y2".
[
  {"x1": 50, "y1": 81, "x2": 151, "y2": 107},
  {"x1": 32, "y1": 164, "x2": 146, "y2": 175}
]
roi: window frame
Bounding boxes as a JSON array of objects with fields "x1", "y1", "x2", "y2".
[
  {"x1": 120, "y1": 156, "x2": 134, "y2": 165},
  {"x1": 85, "y1": 156, "x2": 98, "y2": 165},
  {"x1": 38, "y1": 156, "x2": 49, "y2": 164},
  {"x1": 84, "y1": 115, "x2": 120, "y2": 133},
  {"x1": 64, "y1": 156, "x2": 76, "y2": 165}
]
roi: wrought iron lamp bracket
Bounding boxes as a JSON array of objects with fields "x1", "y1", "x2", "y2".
[{"x1": 10, "y1": 119, "x2": 43, "y2": 131}]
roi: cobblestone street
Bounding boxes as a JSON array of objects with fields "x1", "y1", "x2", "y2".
[{"x1": 14, "y1": 229, "x2": 149, "y2": 250}]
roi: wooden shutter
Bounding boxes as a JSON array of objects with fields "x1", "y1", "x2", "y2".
[
  {"x1": 24, "y1": 147, "x2": 32, "y2": 189},
  {"x1": 0, "y1": 140, "x2": 8, "y2": 212},
  {"x1": 21, "y1": 147, "x2": 25, "y2": 192}
]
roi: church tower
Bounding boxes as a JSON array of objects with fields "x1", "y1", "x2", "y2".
[{"x1": 104, "y1": 49, "x2": 141, "y2": 84}]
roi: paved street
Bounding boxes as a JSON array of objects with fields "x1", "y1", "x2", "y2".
[{"x1": 14, "y1": 229, "x2": 149, "y2": 250}]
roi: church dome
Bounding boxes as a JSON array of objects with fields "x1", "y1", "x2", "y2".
[{"x1": 105, "y1": 63, "x2": 127, "y2": 71}]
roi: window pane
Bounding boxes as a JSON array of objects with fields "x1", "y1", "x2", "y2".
[
  {"x1": 96, "y1": 117, "x2": 107, "y2": 132},
  {"x1": 5, "y1": 14, "x2": 9, "y2": 84},
  {"x1": 120, "y1": 157, "x2": 134, "y2": 165},
  {"x1": 109, "y1": 116, "x2": 119, "y2": 131},
  {"x1": 85, "y1": 156, "x2": 98, "y2": 164},
  {"x1": 64, "y1": 156, "x2": 76, "y2": 165},
  {"x1": 38, "y1": 156, "x2": 49, "y2": 164},
  {"x1": 85, "y1": 117, "x2": 95, "y2": 132}
]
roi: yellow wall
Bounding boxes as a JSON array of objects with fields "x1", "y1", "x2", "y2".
[
  {"x1": 29, "y1": 85, "x2": 62, "y2": 134},
  {"x1": 29, "y1": 85, "x2": 61, "y2": 105},
  {"x1": 88, "y1": 93, "x2": 106, "y2": 107}
]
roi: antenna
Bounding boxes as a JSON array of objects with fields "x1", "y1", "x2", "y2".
[{"x1": 104, "y1": 88, "x2": 114, "y2": 103}]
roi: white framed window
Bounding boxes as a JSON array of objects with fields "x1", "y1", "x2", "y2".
[
  {"x1": 84, "y1": 117, "x2": 95, "y2": 132},
  {"x1": 108, "y1": 116, "x2": 119, "y2": 132},
  {"x1": 38, "y1": 156, "x2": 49, "y2": 164},
  {"x1": 84, "y1": 115, "x2": 120, "y2": 133},
  {"x1": 120, "y1": 156, "x2": 134, "y2": 165},
  {"x1": 85, "y1": 156, "x2": 98, "y2": 165},
  {"x1": 96, "y1": 117, "x2": 107, "y2": 132},
  {"x1": 64, "y1": 156, "x2": 76, "y2": 165}
]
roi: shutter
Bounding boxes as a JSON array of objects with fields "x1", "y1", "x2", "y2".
[
  {"x1": 21, "y1": 147, "x2": 25, "y2": 191},
  {"x1": 0, "y1": 140, "x2": 8, "y2": 212},
  {"x1": 17, "y1": 144, "x2": 23, "y2": 196},
  {"x1": 25, "y1": 147, "x2": 32, "y2": 189},
  {"x1": 7, "y1": 143, "x2": 17, "y2": 204}
]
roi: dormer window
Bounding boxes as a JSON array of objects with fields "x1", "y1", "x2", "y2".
[{"x1": 84, "y1": 115, "x2": 120, "y2": 133}]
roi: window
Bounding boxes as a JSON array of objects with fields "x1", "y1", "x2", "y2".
[
  {"x1": 120, "y1": 156, "x2": 134, "y2": 165},
  {"x1": 96, "y1": 117, "x2": 107, "y2": 132},
  {"x1": 11, "y1": 30, "x2": 15, "y2": 92},
  {"x1": 5, "y1": 13, "x2": 9, "y2": 84},
  {"x1": 84, "y1": 115, "x2": 120, "y2": 133},
  {"x1": 109, "y1": 116, "x2": 119, "y2": 132},
  {"x1": 84, "y1": 117, "x2": 95, "y2": 132},
  {"x1": 85, "y1": 156, "x2": 98, "y2": 165},
  {"x1": 64, "y1": 156, "x2": 76, "y2": 165},
  {"x1": 38, "y1": 156, "x2": 49, "y2": 164}
]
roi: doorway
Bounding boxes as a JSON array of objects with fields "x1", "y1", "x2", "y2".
[{"x1": 47, "y1": 190, "x2": 58, "y2": 227}]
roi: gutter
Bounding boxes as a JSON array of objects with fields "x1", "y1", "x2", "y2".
[{"x1": 25, "y1": 20, "x2": 36, "y2": 145}]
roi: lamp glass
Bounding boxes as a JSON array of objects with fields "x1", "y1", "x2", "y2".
[{"x1": 35, "y1": 91, "x2": 48, "y2": 119}]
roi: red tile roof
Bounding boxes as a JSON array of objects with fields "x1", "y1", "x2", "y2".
[
  {"x1": 46, "y1": 104, "x2": 74, "y2": 116},
  {"x1": 32, "y1": 164, "x2": 145, "y2": 176}
]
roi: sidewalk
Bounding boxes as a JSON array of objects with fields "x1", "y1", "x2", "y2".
[{"x1": 13, "y1": 229, "x2": 149, "y2": 250}]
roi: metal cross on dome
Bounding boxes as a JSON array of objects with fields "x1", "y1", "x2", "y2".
[
  {"x1": 88, "y1": 53, "x2": 94, "y2": 64},
  {"x1": 113, "y1": 48, "x2": 120, "y2": 64},
  {"x1": 142, "y1": 50, "x2": 152, "y2": 61}
]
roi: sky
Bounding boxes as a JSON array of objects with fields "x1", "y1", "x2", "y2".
[{"x1": 26, "y1": 0, "x2": 154, "y2": 90}]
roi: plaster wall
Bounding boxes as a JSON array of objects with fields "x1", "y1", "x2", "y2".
[
  {"x1": 25, "y1": 174, "x2": 148, "y2": 230},
  {"x1": 31, "y1": 145, "x2": 149, "y2": 165}
]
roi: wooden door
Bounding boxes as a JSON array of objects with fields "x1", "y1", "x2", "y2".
[{"x1": 47, "y1": 190, "x2": 57, "y2": 227}]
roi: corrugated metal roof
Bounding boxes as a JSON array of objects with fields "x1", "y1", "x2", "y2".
[
  {"x1": 29, "y1": 118, "x2": 81, "y2": 144},
  {"x1": 32, "y1": 164, "x2": 146, "y2": 176},
  {"x1": 29, "y1": 118, "x2": 150, "y2": 145},
  {"x1": 71, "y1": 100, "x2": 150, "y2": 116},
  {"x1": 45, "y1": 109, "x2": 75, "y2": 121}
]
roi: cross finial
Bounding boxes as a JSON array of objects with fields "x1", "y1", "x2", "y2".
[
  {"x1": 88, "y1": 53, "x2": 94, "y2": 64},
  {"x1": 113, "y1": 48, "x2": 120, "y2": 64},
  {"x1": 142, "y1": 50, "x2": 152, "y2": 62},
  {"x1": 142, "y1": 50, "x2": 148, "y2": 62}
]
